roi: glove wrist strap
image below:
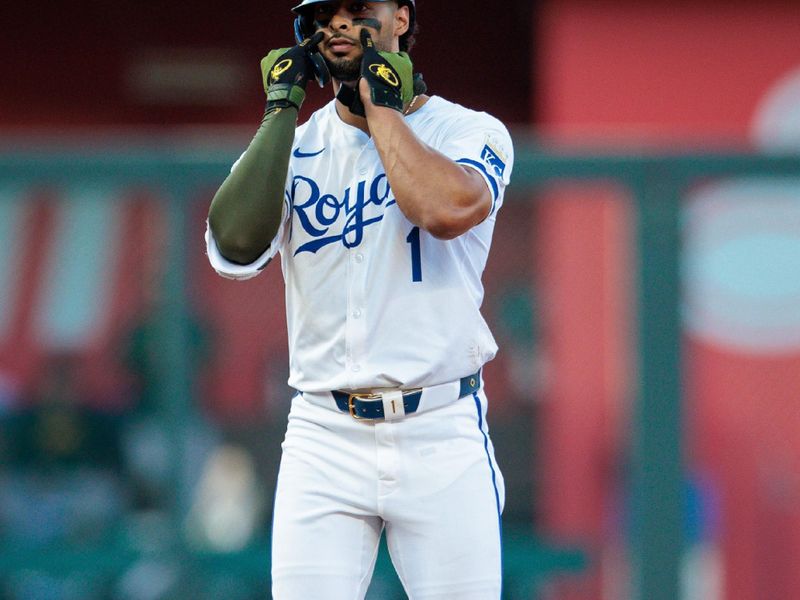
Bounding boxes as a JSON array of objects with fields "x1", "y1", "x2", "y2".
[{"x1": 266, "y1": 84, "x2": 307, "y2": 112}]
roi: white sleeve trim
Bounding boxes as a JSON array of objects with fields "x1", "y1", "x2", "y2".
[
  {"x1": 204, "y1": 222, "x2": 278, "y2": 280},
  {"x1": 205, "y1": 186, "x2": 293, "y2": 280},
  {"x1": 456, "y1": 158, "x2": 504, "y2": 215}
]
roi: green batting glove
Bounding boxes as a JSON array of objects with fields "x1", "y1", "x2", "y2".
[
  {"x1": 260, "y1": 32, "x2": 325, "y2": 112},
  {"x1": 359, "y1": 29, "x2": 413, "y2": 112}
]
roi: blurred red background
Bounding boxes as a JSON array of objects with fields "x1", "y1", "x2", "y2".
[{"x1": 2, "y1": 2, "x2": 800, "y2": 599}]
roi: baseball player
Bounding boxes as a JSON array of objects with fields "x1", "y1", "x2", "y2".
[{"x1": 205, "y1": 1, "x2": 514, "y2": 598}]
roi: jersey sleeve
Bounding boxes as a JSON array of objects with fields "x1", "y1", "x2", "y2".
[
  {"x1": 205, "y1": 152, "x2": 293, "y2": 281},
  {"x1": 436, "y1": 112, "x2": 514, "y2": 215}
]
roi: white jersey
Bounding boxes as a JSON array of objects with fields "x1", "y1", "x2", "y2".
[{"x1": 206, "y1": 95, "x2": 514, "y2": 393}]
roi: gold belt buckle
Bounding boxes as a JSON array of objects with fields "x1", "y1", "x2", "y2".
[{"x1": 347, "y1": 392, "x2": 381, "y2": 420}]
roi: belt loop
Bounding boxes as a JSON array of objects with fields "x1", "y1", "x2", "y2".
[
  {"x1": 381, "y1": 390, "x2": 405, "y2": 421},
  {"x1": 459, "y1": 369, "x2": 481, "y2": 398}
]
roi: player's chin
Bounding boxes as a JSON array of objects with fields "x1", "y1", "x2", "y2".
[{"x1": 324, "y1": 56, "x2": 361, "y2": 82}]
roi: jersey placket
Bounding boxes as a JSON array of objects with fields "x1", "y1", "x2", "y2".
[{"x1": 344, "y1": 144, "x2": 375, "y2": 386}]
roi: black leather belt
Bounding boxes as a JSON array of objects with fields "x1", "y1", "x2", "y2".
[{"x1": 331, "y1": 370, "x2": 482, "y2": 420}]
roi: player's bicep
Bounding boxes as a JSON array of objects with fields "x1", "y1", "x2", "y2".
[{"x1": 458, "y1": 164, "x2": 493, "y2": 222}]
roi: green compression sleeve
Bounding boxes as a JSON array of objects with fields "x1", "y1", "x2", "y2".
[{"x1": 208, "y1": 106, "x2": 297, "y2": 265}]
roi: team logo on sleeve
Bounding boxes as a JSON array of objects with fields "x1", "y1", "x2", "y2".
[{"x1": 481, "y1": 143, "x2": 507, "y2": 178}]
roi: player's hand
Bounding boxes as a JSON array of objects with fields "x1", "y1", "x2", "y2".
[
  {"x1": 260, "y1": 32, "x2": 327, "y2": 112},
  {"x1": 358, "y1": 29, "x2": 413, "y2": 113}
]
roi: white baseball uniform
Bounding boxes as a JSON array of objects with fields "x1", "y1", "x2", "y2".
[{"x1": 206, "y1": 95, "x2": 514, "y2": 599}]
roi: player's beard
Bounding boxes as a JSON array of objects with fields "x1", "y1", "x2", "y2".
[
  {"x1": 323, "y1": 26, "x2": 389, "y2": 82},
  {"x1": 325, "y1": 55, "x2": 361, "y2": 82}
]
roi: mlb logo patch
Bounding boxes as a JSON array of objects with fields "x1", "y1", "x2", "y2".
[{"x1": 481, "y1": 144, "x2": 507, "y2": 178}]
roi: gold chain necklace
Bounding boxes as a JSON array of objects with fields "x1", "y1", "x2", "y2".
[{"x1": 404, "y1": 95, "x2": 419, "y2": 116}]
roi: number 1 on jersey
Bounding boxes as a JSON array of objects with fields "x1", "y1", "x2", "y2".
[{"x1": 406, "y1": 226, "x2": 422, "y2": 282}]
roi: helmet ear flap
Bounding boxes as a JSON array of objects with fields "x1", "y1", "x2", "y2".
[
  {"x1": 308, "y1": 52, "x2": 331, "y2": 87},
  {"x1": 293, "y1": 16, "x2": 305, "y2": 44},
  {"x1": 293, "y1": 17, "x2": 331, "y2": 88}
]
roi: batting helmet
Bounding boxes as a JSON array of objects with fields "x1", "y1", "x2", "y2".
[{"x1": 292, "y1": 0, "x2": 417, "y2": 51}]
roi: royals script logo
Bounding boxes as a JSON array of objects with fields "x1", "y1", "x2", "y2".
[{"x1": 291, "y1": 174, "x2": 396, "y2": 255}]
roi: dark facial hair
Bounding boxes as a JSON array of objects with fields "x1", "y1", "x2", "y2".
[
  {"x1": 325, "y1": 55, "x2": 361, "y2": 82},
  {"x1": 317, "y1": 19, "x2": 384, "y2": 82}
]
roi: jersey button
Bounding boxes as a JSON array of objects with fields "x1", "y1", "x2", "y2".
[
  {"x1": 351, "y1": 364, "x2": 361, "y2": 372},
  {"x1": 354, "y1": 253, "x2": 364, "y2": 263},
  {"x1": 352, "y1": 309, "x2": 362, "y2": 318}
]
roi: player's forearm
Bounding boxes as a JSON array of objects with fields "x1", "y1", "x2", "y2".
[
  {"x1": 208, "y1": 107, "x2": 297, "y2": 264},
  {"x1": 368, "y1": 107, "x2": 491, "y2": 239}
]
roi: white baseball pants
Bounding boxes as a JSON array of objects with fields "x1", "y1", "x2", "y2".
[{"x1": 270, "y1": 387, "x2": 505, "y2": 599}]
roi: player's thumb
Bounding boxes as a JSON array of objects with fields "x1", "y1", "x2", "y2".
[
  {"x1": 360, "y1": 29, "x2": 374, "y2": 49},
  {"x1": 305, "y1": 31, "x2": 325, "y2": 51}
]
